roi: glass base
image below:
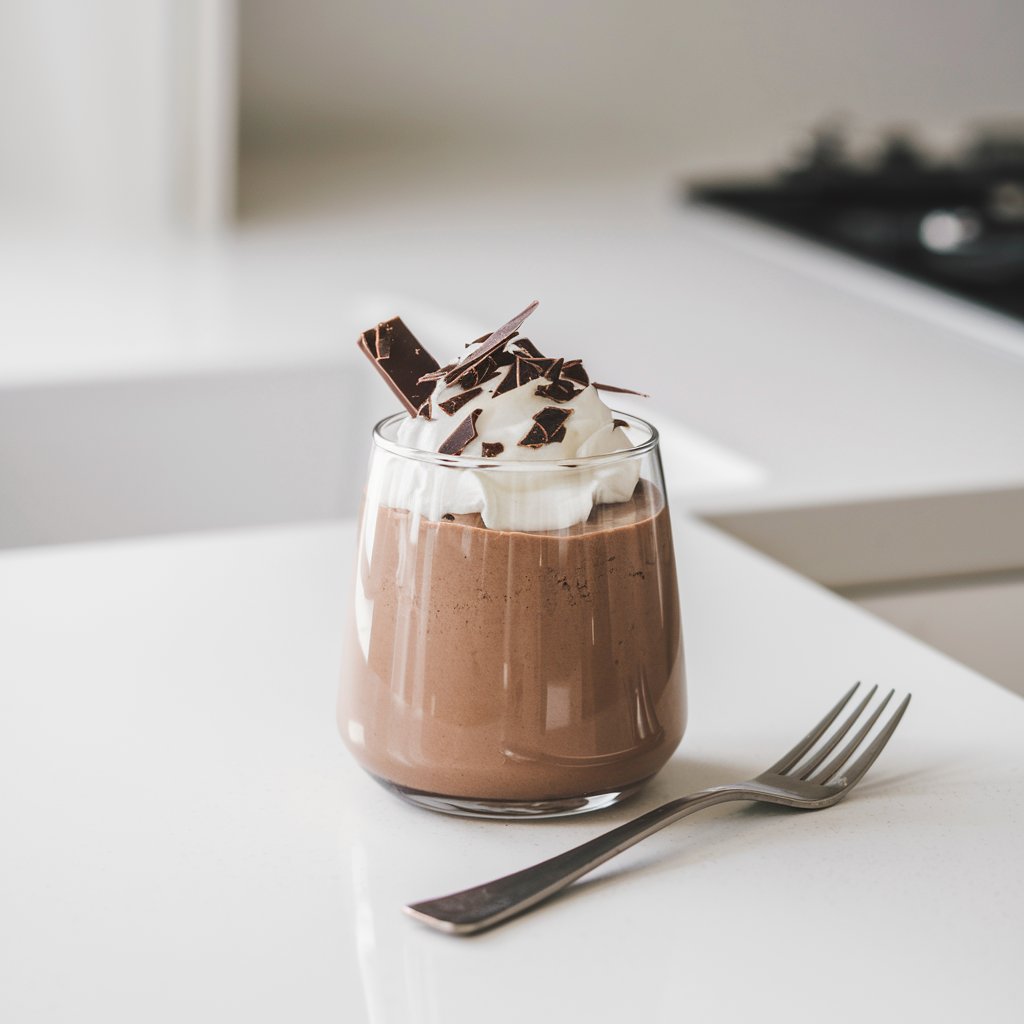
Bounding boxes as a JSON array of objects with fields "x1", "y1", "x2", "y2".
[{"x1": 371, "y1": 774, "x2": 651, "y2": 819}]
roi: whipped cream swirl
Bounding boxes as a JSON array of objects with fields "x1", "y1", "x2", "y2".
[{"x1": 373, "y1": 349, "x2": 640, "y2": 532}]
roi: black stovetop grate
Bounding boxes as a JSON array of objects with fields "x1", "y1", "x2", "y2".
[{"x1": 688, "y1": 127, "x2": 1024, "y2": 322}]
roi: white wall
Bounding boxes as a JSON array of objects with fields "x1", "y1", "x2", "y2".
[
  {"x1": 0, "y1": 0, "x2": 236, "y2": 230},
  {"x1": 239, "y1": 0, "x2": 1024, "y2": 169}
]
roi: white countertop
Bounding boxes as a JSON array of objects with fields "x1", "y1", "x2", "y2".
[
  {"x1": 3, "y1": 155, "x2": 1023, "y2": 1020},
  {"x1": 2, "y1": 513, "x2": 1022, "y2": 1023}
]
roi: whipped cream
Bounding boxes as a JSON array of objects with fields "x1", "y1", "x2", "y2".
[{"x1": 371, "y1": 355, "x2": 641, "y2": 532}]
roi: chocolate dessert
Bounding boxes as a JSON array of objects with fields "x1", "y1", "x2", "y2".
[{"x1": 341, "y1": 302, "x2": 685, "y2": 814}]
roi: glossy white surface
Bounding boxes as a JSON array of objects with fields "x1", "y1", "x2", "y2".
[{"x1": 2, "y1": 515, "x2": 1022, "y2": 1022}]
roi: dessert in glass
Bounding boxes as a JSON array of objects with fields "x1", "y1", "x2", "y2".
[{"x1": 339, "y1": 302, "x2": 685, "y2": 817}]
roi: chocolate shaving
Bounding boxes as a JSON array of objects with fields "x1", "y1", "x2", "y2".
[
  {"x1": 535, "y1": 378, "x2": 581, "y2": 403},
  {"x1": 417, "y1": 398, "x2": 433, "y2": 419},
  {"x1": 457, "y1": 354, "x2": 505, "y2": 389},
  {"x1": 511, "y1": 337, "x2": 544, "y2": 359},
  {"x1": 492, "y1": 364, "x2": 518, "y2": 397},
  {"x1": 418, "y1": 362, "x2": 457, "y2": 384},
  {"x1": 493, "y1": 355, "x2": 545, "y2": 396},
  {"x1": 444, "y1": 301, "x2": 539, "y2": 385},
  {"x1": 612, "y1": 418, "x2": 629, "y2": 429},
  {"x1": 439, "y1": 386, "x2": 482, "y2": 416},
  {"x1": 593, "y1": 382, "x2": 649, "y2": 397},
  {"x1": 466, "y1": 330, "x2": 519, "y2": 350},
  {"x1": 441, "y1": 513, "x2": 455, "y2": 521},
  {"x1": 438, "y1": 409, "x2": 482, "y2": 456},
  {"x1": 481, "y1": 441, "x2": 504, "y2": 458},
  {"x1": 561, "y1": 360, "x2": 589, "y2": 386},
  {"x1": 519, "y1": 356, "x2": 558, "y2": 378},
  {"x1": 518, "y1": 406, "x2": 573, "y2": 448},
  {"x1": 357, "y1": 317, "x2": 440, "y2": 416}
]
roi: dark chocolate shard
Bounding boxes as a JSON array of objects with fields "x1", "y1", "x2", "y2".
[
  {"x1": 516, "y1": 358, "x2": 546, "y2": 387},
  {"x1": 511, "y1": 337, "x2": 544, "y2": 359},
  {"x1": 535, "y1": 378, "x2": 581, "y2": 403},
  {"x1": 492, "y1": 355, "x2": 545, "y2": 397},
  {"x1": 417, "y1": 398, "x2": 433, "y2": 419},
  {"x1": 519, "y1": 358, "x2": 548, "y2": 386},
  {"x1": 481, "y1": 441, "x2": 504, "y2": 458},
  {"x1": 518, "y1": 356, "x2": 558, "y2": 379},
  {"x1": 445, "y1": 301, "x2": 539, "y2": 385},
  {"x1": 492, "y1": 363, "x2": 520, "y2": 397},
  {"x1": 438, "y1": 408, "x2": 482, "y2": 456},
  {"x1": 518, "y1": 406, "x2": 573, "y2": 448},
  {"x1": 418, "y1": 362, "x2": 457, "y2": 384},
  {"x1": 466, "y1": 330, "x2": 518, "y2": 350},
  {"x1": 546, "y1": 357, "x2": 564, "y2": 382},
  {"x1": 593, "y1": 382, "x2": 649, "y2": 397},
  {"x1": 357, "y1": 317, "x2": 440, "y2": 417},
  {"x1": 612, "y1": 418, "x2": 629, "y2": 430},
  {"x1": 439, "y1": 386, "x2": 482, "y2": 416},
  {"x1": 457, "y1": 354, "x2": 504, "y2": 389},
  {"x1": 561, "y1": 359, "x2": 589, "y2": 386}
]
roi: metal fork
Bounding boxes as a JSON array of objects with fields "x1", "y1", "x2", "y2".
[{"x1": 405, "y1": 683, "x2": 910, "y2": 935}]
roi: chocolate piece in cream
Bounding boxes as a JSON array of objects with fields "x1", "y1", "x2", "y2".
[
  {"x1": 511, "y1": 337, "x2": 545, "y2": 359},
  {"x1": 481, "y1": 441, "x2": 505, "y2": 458},
  {"x1": 561, "y1": 360, "x2": 589, "y2": 386},
  {"x1": 445, "y1": 301, "x2": 539, "y2": 385},
  {"x1": 536, "y1": 378, "x2": 581, "y2": 403},
  {"x1": 438, "y1": 409, "x2": 482, "y2": 455},
  {"x1": 418, "y1": 363, "x2": 457, "y2": 384},
  {"x1": 439, "y1": 386, "x2": 483, "y2": 416},
  {"x1": 593, "y1": 382, "x2": 650, "y2": 397},
  {"x1": 519, "y1": 356, "x2": 559, "y2": 379},
  {"x1": 492, "y1": 355, "x2": 545, "y2": 396},
  {"x1": 357, "y1": 317, "x2": 440, "y2": 416},
  {"x1": 519, "y1": 406, "x2": 573, "y2": 448},
  {"x1": 457, "y1": 354, "x2": 507, "y2": 390}
]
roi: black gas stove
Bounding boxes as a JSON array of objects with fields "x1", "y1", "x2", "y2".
[{"x1": 688, "y1": 126, "x2": 1024, "y2": 322}]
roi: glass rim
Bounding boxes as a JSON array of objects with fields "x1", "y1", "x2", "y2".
[{"x1": 371, "y1": 409, "x2": 660, "y2": 471}]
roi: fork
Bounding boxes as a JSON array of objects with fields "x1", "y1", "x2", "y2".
[{"x1": 405, "y1": 682, "x2": 911, "y2": 935}]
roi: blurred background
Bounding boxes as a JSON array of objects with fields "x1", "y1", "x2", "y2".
[
  {"x1": 5, "y1": 1, "x2": 1024, "y2": 227},
  {"x1": 2, "y1": 0, "x2": 1023, "y2": 689}
]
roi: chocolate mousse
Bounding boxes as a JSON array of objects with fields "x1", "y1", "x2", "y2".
[
  {"x1": 341, "y1": 302, "x2": 686, "y2": 812},
  {"x1": 342, "y1": 481, "x2": 684, "y2": 802}
]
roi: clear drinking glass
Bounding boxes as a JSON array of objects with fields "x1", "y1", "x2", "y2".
[{"x1": 339, "y1": 411, "x2": 686, "y2": 818}]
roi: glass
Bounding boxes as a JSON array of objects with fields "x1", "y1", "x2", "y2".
[{"x1": 338, "y1": 411, "x2": 686, "y2": 818}]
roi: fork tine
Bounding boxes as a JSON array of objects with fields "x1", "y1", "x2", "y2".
[
  {"x1": 810, "y1": 689, "x2": 894, "y2": 785},
  {"x1": 822, "y1": 694, "x2": 911, "y2": 790},
  {"x1": 792, "y1": 684, "x2": 878, "y2": 779},
  {"x1": 766, "y1": 682, "x2": 860, "y2": 776}
]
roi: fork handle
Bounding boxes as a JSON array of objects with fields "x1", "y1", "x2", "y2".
[{"x1": 405, "y1": 784, "x2": 757, "y2": 934}]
